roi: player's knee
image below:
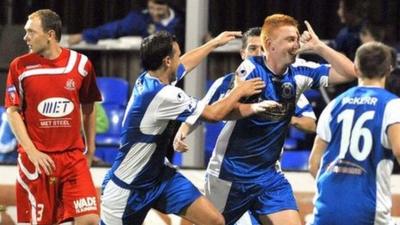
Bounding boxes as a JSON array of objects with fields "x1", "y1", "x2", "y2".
[
  {"x1": 74, "y1": 214, "x2": 99, "y2": 225},
  {"x1": 85, "y1": 218, "x2": 99, "y2": 225},
  {"x1": 207, "y1": 213, "x2": 225, "y2": 225}
]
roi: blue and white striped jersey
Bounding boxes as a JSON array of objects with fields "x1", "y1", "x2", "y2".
[
  {"x1": 206, "y1": 56, "x2": 329, "y2": 182},
  {"x1": 294, "y1": 94, "x2": 316, "y2": 119},
  {"x1": 104, "y1": 64, "x2": 206, "y2": 189},
  {"x1": 312, "y1": 86, "x2": 400, "y2": 225}
]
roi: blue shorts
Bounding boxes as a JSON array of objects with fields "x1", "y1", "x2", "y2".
[
  {"x1": 205, "y1": 169, "x2": 298, "y2": 225},
  {"x1": 101, "y1": 171, "x2": 201, "y2": 225}
]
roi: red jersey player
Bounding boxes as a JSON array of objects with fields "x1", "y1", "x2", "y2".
[{"x1": 4, "y1": 9, "x2": 101, "y2": 225}]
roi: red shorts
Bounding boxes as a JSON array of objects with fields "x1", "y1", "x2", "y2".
[{"x1": 16, "y1": 149, "x2": 99, "y2": 224}]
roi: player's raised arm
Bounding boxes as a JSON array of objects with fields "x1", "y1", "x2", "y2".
[
  {"x1": 180, "y1": 31, "x2": 242, "y2": 72},
  {"x1": 298, "y1": 21, "x2": 357, "y2": 85}
]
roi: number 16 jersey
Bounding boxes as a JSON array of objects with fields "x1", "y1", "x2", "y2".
[{"x1": 313, "y1": 86, "x2": 400, "y2": 225}]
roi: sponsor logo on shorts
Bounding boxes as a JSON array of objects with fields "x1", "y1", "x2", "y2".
[{"x1": 73, "y1": 197, "x2": 97, "y2": 213}]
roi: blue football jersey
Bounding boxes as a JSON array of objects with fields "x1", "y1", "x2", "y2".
[
  {"x1": 206, "y1": 56, "x2": 329, "y2": 182},
  {"x1": 312, "y1": 86, "x2": 400, "y2": 225},
  {"x1": 103, "y1": 64, "x2": 206, "y2": 189}
]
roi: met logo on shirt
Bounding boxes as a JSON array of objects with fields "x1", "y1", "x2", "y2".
[{"x1": 37, "y1": 97, "x2": 74, "y2": 117}]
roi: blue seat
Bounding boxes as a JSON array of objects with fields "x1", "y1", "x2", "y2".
[
  {"x1": 284, "y1": 138, "x2": 298, "y2": 150},
  {"x1": 95, "y1": 104, "x2": 125, "y2": 146},
  {"x1": 95, "y1": 77, "x2": 129, "y2": 164},
  {"x1": 280, "y1": 150, "x2": 310, "y2": 171},
  {"x1": 96, "y1": 77, "x2": 129, "y2": 106},
  {"x1": 0, "y1": 106, "x2": 4, "y2": 125}
]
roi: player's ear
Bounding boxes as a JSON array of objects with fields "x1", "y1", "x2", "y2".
[
  {"x1": 163, "y1": 55, "x2": 172, "y2": 67},
  {"x1": 265, "y1": 37, "x2": 273, "y2": 51},
  {"x1": 240, "y1": 49, "x2": 246, "y2": 60},
  {"x1": 47, "y1": 29, "x2": 56, "y2": 41},
  {"x1": 354, "y1": 64, "x2": 361, "y2": 77}
]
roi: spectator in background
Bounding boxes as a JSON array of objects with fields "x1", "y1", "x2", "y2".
[
  {"x1": 92, "y1": 102, "x2": 110, "y2": 166},
  {"x1": 359, "y1": 22, "x2": 385, "y2": 44},
  {"x1": 95, "y1": 102, "x2": 109, "y2": 134},
  {"x1": 326, "y1": 0, "x2": 368, "y2": 99},
  {"x1": 67, "y1": 0, "x2": 184, "y2": 46},
  {"x1": 332, "y1": 0, "x2": 367, "y2": 60}
]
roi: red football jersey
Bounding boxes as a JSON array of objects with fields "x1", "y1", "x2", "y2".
[{"x1": 5, "y1": 48, "x2": 102, "y2": 152}]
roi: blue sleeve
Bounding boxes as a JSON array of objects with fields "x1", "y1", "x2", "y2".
[
  {"x1": 294, "y1": 103, "x2": 313, "y2": 117},
  {"x1": 202, "y1": 74, "x2": 233, "y2": 105},
  {"x1": 176, "y1": 64, "x2": 186, "y2": 81},
  {"x1": 293, "y1": 59, "x2": 330, "y2": 89},
  {"x1": 170, "y1": 64, "x2": 188, "y2": 86},
  {"x1": 82, "y1": 11, "x2": 146, "y2": 43}
]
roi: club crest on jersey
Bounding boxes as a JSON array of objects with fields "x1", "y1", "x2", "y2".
[
  {"x1": 281, "y1": 82, "x2": 294, "y2": 99},
  {"x1": 64, "y1": 79, "x2": 76, "y2": 91},
  {"x1": 37, "y1": 97, "x2": 74, "y2": 117}
]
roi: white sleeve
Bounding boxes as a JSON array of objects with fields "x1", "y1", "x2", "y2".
[
  {"x1": 235, "y1": 59, "x2": 256, "y2": 79},
  {"x1": 293, "y1": 58, "x2": 330, "y2": 95},
  {"x1": 381, "y1": 98, "x2": 400, "y2": 148},
  {"x1": 316, "y1": 100, "x2": 335, "y2": 142},
  {"x1": 156, "y1": 86, "x2": 206, "y2": 125}
]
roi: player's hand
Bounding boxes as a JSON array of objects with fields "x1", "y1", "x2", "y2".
[
  {"x1": 251, "y1": 100, "x2": 282, "y2": 114},
  {"x1": 212, "y1": 31, "x2": 242, "y2": 48},
  {"x1": 67, "y1": 34, "x2": 83, "y2": 45},
  {"x1": 234, "y1": 75, "x2": 265, "y2": 97},
  {"x1": 85, "y1": 145, "x2": 95, "y2": 167},
  {"x1": 27, "y1": 149, "x2": 55, "y2": 175},
  {"x1": 173, "y1": 132, "x2": 189, "y2": 153},
  {"x1": 296, "y1": 21, "x2": 323, "y2": 54}
]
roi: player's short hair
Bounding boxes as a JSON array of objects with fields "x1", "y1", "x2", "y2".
[
  {"x1": 242, "y1": 27, "x2": 261, "y2": 50},
  {"x1": 261, "y1": 14, "x2": 298, "y2": 42},
  {"x1": 140, "y1": 31, "x2": 177, "y2": 70},
  {"x1": 390, "y1": 47, "x2": 397, "y2": 69},
  {"x1": 148, "y1": 0, "x2": 169, "y2": 5},
  {"x1": 29, "y1": 9, "x2": 62, "y2": 42},
  {"x1": 355, "y1": 42, "x2": 392, "y2": 79}
]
